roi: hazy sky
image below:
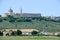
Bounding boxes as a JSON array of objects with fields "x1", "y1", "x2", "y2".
[{"x1": 0, "y1": 0, "x2": 60, "y2": 16}]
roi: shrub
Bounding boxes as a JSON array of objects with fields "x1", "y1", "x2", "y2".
[{"x1": 57, "y1": 34, "x2": 60, "y2": 37}]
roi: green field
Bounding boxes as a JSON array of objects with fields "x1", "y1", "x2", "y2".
[{"x1": 0, "y1": 36, "x2": 60, "y2": 40}]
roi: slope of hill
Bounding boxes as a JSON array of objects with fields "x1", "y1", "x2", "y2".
[
  {"x1": 0, "y1": 19, "x2": 60, "y2": 32},
  {"x1": 0, "y1": 15, "x2": 60, "y2": 32}
]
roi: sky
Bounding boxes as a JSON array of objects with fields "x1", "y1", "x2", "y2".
[{"x1": 0, "y1": 0, "x2": 60, "y2": 16}]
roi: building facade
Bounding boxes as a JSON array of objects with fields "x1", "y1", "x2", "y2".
[{"x1": 4, "y1": 8, "x2": 41, "y2": 17}]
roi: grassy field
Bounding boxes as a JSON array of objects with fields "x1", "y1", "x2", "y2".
[{"x1": 0, "y1": 36, "x2": 60, "y2": 40}]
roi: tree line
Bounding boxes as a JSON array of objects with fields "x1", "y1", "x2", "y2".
[{"x1": 0, "y1": 15, "x2": 60, "y2": 23}]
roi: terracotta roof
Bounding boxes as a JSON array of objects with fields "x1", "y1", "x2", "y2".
[
  {"x1": 2, "y1": 29, "x2": 39, "y2": 32},
  {"x1": 20, "y1": 29, "x2": 39, "y2": 32}
]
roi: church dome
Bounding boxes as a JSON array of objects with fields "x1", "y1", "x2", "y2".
[{"x1": 8, "y1": 8, "x2": 13, "y2": 13}]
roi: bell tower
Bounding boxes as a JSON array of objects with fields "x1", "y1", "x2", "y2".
[{"x1": 20, "y1": 7, "x2": 23, "y2": 17}]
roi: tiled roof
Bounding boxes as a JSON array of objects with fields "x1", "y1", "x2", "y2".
[{"x1": 2, "y1": 29, "x2": 39, "y2": 32}]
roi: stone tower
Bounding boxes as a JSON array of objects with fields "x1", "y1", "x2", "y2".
[{"x1": 20, "y1": 7, "x2": 23, "y2": 17}]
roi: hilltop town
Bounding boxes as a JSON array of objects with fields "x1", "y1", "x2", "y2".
[
  {"x1": 1, "y1": 8, "x2": 60, "y2": 21},
  {"x1": 0, "y1": 8, "x2": 60, "y2": 36}
]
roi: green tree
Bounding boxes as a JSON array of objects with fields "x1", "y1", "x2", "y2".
[
  {"x1": 7, "y1": 15, "x2": 15, "y2": 22},
  {"x1": 16, "y1": 30, "x2": 22, "y2": 36},
  {"x1": 31, "y1": 31, "x2": 39, "y2": 35}
]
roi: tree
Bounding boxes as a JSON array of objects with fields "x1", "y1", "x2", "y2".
[
  {"x1": 11, "y1": 31, "x2": 15, "y2": 36},
  {"x1": 0, "y1": 31, "x2": 3, "y2": 36},
  {"x1": 7, "y1": 15, "x2": 13, "y2": 18},
  {"x1": 7, "y1": 15, "x2": 15, "y2": 22},
  {"x1": 0, "y1": 18, "x2": 3, "y2": 22},
  {"x1": 31, "y1": 31, "x2": 39, "y2": 35},
  {"x1": 0, "y1": 15, "x2": 2, "y2": 17},
  {"x1": 6, "y1": 33, "x2": 9, "y2": 36},
  {"x1": 57, "y1": 34, "x2": 60, "y2": 37},
  {"x1": 15, "y1": 17, "x2": 25, "y2": 22},
  {"x1": 16, "y1": 19, "x2": 21, "y2": 22},
  {"x1": 9, "y1": 19, "x2": 15, "y2": 22},
  {"x1": 16, "y1": 30, "x2": 22, "y2": 36},
  {"x1": 3, "y1": 17, "x2": 7, "y2": 21},
  {"x1": 32, "y1": 17, "x2": 35, "y2": 20},
  {"x1": 24, "y1": 18, "x2": 32, "y2": 22}
]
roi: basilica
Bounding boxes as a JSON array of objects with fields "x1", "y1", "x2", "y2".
[{"x1": 4, "y1": 8, "x2": 41, "y2": 17}]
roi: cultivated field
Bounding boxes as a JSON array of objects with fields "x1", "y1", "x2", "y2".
[{"x1": 0, "y1": 36, "x2": 60, "y2": 40}]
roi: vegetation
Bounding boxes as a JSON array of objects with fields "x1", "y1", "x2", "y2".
[
  {"x1": 0, "y1": 36, "x2": 60, "y2": 40},
  {"x1": 0, "y1": 15, "x2": 60, "y2": 32},
  {"x1": 16, "y1": 30, "x2": 22, "y2": 35},
  {"x1": 31, "y1": 31, "x2": 39, "y2": 35},
  {"x1": 11, "y1": 31, "x2": 15, "y2": 36},
  {"x1": 57, "y1": 34, "x2": 60, "y2": 37},
  {"x1": 0, "y1": 31, "x2": 3, "y2": 36}
]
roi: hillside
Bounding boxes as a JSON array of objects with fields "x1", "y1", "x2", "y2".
[{"x1": 0, "y1": 15, "x2": 60, "y2": 32}]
